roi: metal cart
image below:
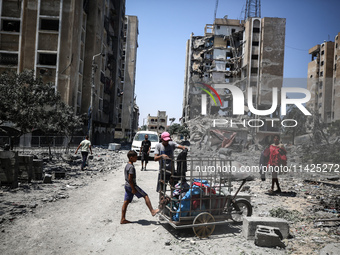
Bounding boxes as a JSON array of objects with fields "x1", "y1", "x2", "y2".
[{"x1": 157, "y1": 156, "x2": 253, "y2": 238}]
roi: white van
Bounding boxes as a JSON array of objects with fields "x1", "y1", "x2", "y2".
[{"x1": 131, "y1": 131, "x2": 159, "y2": 158}]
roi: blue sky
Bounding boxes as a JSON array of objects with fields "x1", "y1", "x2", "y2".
[{"x1": 126, "y1": 0, "x2": 340, "y2": 125}]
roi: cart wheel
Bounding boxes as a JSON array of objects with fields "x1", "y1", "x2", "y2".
[
  {"x1": 231, "y1": 199, "x2": 252, "y2": 223},
  {"x1": 192, "y1": 212, "x2": 215, "y2": 238}
]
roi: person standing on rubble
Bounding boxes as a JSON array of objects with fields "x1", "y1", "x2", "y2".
[
  {"x1": 154, "y1": 132, "x2": 186, "y2": 192},
  {"x1": 267, "y1": 134, "x2": 287, "y2": 193},
  {"x1": 75, "y1": 135, "x2": 92, "y2": 170},
  {"x1": 140, "y1": 134, "x2": 151, "y2": 171}
]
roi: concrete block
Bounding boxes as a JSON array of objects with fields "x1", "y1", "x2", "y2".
[
  {"x1": 0, "y1": 151, "x2": 18, "y2": 188},
  {"x1": 43, "y1": 174, "x2": 52, "y2": 183},
  {"x1": 108, "y1": 143, "x2": 121, "y2": 150},
  {"x1": 32, "y1": 159, "x2": 43, "y2": 180},
  {"x1": 231, "y1": 192, "x2": 251, "y2": 202},
  {"x1": 254, "y1": 225, "x2": 285, "y2": 248},
  {"x1": 243, "y1": 216, "x2": 289, "y2": 240}
]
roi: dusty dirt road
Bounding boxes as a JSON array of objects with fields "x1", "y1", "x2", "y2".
[{"x1": 0, "y1": 151, "x2": 289, "y2": 255}]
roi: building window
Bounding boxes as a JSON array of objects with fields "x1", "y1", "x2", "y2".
[
  {"x1": 40, "y1": 19, "x2": 59, "y2": 31},
  {"x1": 319, "y1": 93, "x2": 322, "y2": 98},
  {"x1": 321, "y1": 50, "x2": 324, "y2": 55},
  {"x1": 252, "y1": 41, "x2": 259, "y2": 46},
  {"x1": 38, "y1": 53, "x2": 57, "y2": 65},
  {"x1": 335, "y1": 64, "x2": 337, "y2": 71},
  {"x1": 319, "y1": 82, "x2": 323, "y2": 89},
  {"x1": 251, "y1": 67, "x2": 258, "y2": 74},
  {"x1": 251, "y1": 55, "x2": 258, "y2": 60},
  {"x1": 1, "y1": 20, "x2": 20, "y2": 32},
  {"x1": 252, "y1": 27, "x2": 260, "y2": 33},
  {"x1": 320, "y1": 71, "x2": 323, "y2": 77},
  {"x1": 321, "y1": 61, "x2": 324, "y2": 66},
  {"x1": 0, "y1": 53, "x2": 18, "y2": 65}
]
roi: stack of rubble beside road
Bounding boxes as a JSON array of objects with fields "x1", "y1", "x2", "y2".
[
  {"x1": 1, "y1": 141, "x2": 340, "y2": 253},
  {"x1": 0, "y1": 147, "x2": 126, "y2": 225}
]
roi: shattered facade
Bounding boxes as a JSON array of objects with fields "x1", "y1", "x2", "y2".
[
  {"x1": 307, "y1": 33, "x2": 340, "y2": 123},
  {"x1": 0, "y1": 0, "x2": 128, "y2": 144},
  {"x1": 114, "y1": 15, "x2": 139, "y2": 141},
  {"x1": 146, "y1": 111, "x2": 168, "y2": 134},
  {"x1": 182, "y1": 17, "x2": 286, "y2": 139}
]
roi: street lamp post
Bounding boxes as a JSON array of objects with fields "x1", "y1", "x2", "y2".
[{"x1": 89, "y1": 52, "x2": 104, "y2": 143}]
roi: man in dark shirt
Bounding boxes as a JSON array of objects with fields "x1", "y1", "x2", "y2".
[{"x1": 140, "y1": 134, "x2": 151, "y2": 171}]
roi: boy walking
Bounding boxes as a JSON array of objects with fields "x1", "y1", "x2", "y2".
[{"x1": 121, "y1": 150, "x2": 159, "y2": 224}]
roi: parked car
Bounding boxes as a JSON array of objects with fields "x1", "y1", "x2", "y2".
[{"x1": 131, "y1": 131, "x2": 159, "y2": 158}]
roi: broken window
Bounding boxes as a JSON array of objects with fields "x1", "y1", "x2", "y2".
[
  {"x1": 38, "y1": 53, "x2": 57, "y2": 65},
  {"x1": 252, "y1": 41, "x2": 259, "y2": 46},
  {"x1": 321, "y1": 50, "x2": 324, "y2": 55},
  {"x1": 2, "y1": 20, "x2": 20, "y2": 32},
  {"x1": 40, "y1": 19, "x2": 59, "y2": 31},
  {"x1": 251, "y1": 55, "x2": 258, "y2": 60},
  {"x1": 321, "y1": 61, "x2": 324, "y2": 66},
  {"x1": 320, "y1": 71, "x2": 323, "y2": 77}
]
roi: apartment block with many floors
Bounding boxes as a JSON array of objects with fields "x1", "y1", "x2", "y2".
[
  {"x1": 0, "y1": 0, "x2": 129, "y2": 145},
  {"x1": 307, "y1": 33, "x2": 340, "y2": 124},
  {"x1": 182, "y1": 16, "x2": 285, "y2": 140}
]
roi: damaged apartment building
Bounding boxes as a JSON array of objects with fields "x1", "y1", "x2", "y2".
[
  {"x1": 0, "y1": 0, "x2": 139, "y2": 145},
  {"x1": 182, "y1": 11, "x2": 286, "y2": 141},
  {"x1": 307, "y1": 33, "x2": 340, "y2": 125}
]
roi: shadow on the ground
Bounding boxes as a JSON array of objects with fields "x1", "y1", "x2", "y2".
[
  {"x1": 133, "y1": 219, "x2": 158, "y2": 225},
  {"x1": 158, "y1": 219, "x2": 242, "y2": 240},
  {"x1": 265, "y1": 191, "x2": 297, "y2": 197}
]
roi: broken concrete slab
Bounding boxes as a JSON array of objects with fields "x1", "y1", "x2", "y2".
[
  {"x1": 254, "y1": 225, "x2": 285, "y2": 248},
  {"x1": 243, "y1": 216, "x2": 289, "y2": 240},
  {"x1": 108, "y1": 143, "x2": 121, "y2": 151}
]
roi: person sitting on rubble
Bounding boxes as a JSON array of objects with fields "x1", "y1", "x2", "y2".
[
  {"x1": 121, "y1": 150, "x2": 159, "y2": 224},
  {"x1": 267, "y1": 134, "x2": 287, "y2": 193}
]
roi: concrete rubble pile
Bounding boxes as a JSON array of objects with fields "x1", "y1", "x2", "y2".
[{"x1": 0, "y1": 147, "x2": 126, "y2": 225}]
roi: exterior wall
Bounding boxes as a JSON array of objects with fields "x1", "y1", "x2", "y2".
[
  {"x1": 0, "y1": 0, "x2": 126, "y2": 145},
  {"x1": 147, "y1": 111, "x2": 168, "y2": 134},
  {"x1": 333, "y1": 33, "x2": 340, "y2": 120},
  {"x1": 182, "y1": 16, "x2": 285, "y2": 137},
  {"x1": 258, "y1": 17, "x2": 285, "y2": 105},
  {"x1": 118, "y1": 15, "x2": 138, "y2": 141},
  {"x1": 307, "y1": 41, "x2": 336, "y2": 123}
]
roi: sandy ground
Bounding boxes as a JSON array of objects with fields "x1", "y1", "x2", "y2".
[{"x1": 0, "y1": 148, "x2": 339, "y2": 255}]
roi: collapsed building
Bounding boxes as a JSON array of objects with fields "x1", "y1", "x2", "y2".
[{"x1": 182, "y1": 14, "x2": 286, "y2": 146}]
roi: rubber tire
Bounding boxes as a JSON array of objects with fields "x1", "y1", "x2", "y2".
[{"x1": 231, "y1": 199, "x2": 252, "y2": 223}]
